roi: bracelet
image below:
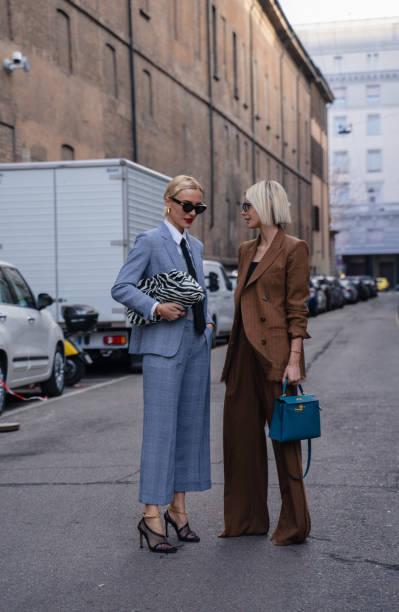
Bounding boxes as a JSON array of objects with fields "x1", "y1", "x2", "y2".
[
  {"x1": 156, "y1": 304, "x2": 163, "y2": 317},
  {"x1": 290, "y1": 349, "x2": 301, "y2": 354}
]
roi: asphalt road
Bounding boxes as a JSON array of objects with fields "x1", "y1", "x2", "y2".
[{"x1": 0, "y1": 293, "x2": 398, "y2": 612}]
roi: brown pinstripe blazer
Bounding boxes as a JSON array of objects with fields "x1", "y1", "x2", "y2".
[{"x1": 221, "y1": 227, "x2": 311, "y2": 383}]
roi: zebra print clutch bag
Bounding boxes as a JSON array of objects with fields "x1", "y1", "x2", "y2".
[{"x1": 126, "y1": 269, "x2": 205, "y2": 326}]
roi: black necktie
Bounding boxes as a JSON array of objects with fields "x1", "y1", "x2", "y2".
[{"x1": 180, "y1": 238, "x2": 206, "y2": 334}]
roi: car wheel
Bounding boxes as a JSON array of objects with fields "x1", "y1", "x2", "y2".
[
  {"x1": 41, "y1": 347, "x2": 65, "y2": 397},
  {"x1": 0, "y1": 360, "x2": 6, "y2": 414},
  {"x1": 64, "y1": 356, "x2": 85, "y2": 386}
]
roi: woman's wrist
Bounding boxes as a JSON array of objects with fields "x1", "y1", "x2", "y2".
[{"x1": 156, "y1": 304, "x2": 163, "y2": 317}]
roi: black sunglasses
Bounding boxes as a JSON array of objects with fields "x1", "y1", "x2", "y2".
[
  {"x1": 170, "y1": 196, "x2": 207, "y2": 215},
  {"x1": 241, "y1": 201, "x2": 253, "y2": 212}
]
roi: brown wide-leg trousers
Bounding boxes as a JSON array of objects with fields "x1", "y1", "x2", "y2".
[{"x1": 221, "y1": 324, "x2": 311, "y2": 544}]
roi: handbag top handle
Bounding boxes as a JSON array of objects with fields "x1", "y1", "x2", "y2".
[{"x1": 282, "y1": 379, "x2": 305, "y2": 396}]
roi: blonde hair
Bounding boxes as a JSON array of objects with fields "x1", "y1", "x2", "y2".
[
  {"x1": 245, "y1": 179, "x2": 291, "y2": 226},
  {"x1": 163, "y1": 175, "x2": 204, "y2": 217}
]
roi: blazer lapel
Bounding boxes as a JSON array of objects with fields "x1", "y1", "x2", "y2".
[
  {"x1": 160, "y1": 222, "x2": 184, "y2": 270},
  {"x1": 245, "y1": 227, "x2": 285, "y2": 288},
  {"x1": 234, "y1": 239, "x2": 258, "y2": 305},
  {"x1": 187, "y1": 234, "x2": 204, "y2": 287}
]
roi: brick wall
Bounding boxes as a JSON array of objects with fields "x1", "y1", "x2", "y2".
[{"x1": 0, "y1": 0, "x2": 331, "y2": 270}]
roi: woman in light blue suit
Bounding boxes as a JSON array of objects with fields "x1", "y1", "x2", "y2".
[{"x1": 111, "y1": 175, "x2": 213, "y2": 554}]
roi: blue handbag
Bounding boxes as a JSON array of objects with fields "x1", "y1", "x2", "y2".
[{"x1": 269, "y1": 379, "x2": 321, "y2": 479}]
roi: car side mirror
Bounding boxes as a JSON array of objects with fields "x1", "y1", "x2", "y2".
[
  {"x1": 208, "y1": 272, "x2": 219, "y2": 292},
  {"x1": 37, "y1": 293, "x2": 54, "y2": 310}
]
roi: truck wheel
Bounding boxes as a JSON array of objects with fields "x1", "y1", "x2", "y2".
[
  {"x1": 0, "y1": 360, "x2": 6, "y2": 414},
  {"x1": 64, "y1": 356, "x2": 85, "y2": 386},
  {"x1": 41, "y1": 348, "x2": 65, "y2": 397}
]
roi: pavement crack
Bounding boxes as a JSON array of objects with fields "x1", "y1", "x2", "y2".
[
  {"x1": 306, "y1": 331, "x2": 339, "y2": 371},
  {"x1": 0, "y1": 480, "x2": 139, "y2": 487},
  {"x1": 328, "y1": 553, "x2": 399, "y2": 571}
]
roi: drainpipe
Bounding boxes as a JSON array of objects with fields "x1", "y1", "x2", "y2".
[
  {"x1": 296, "y1": 65, "x2": 304, "y2": 237},
  {"x1": 279, "y1": 32, "x2": 295, "y2": 188},
  {"x1": 206, "y1": 0, "x2": 215, "y2": 229},
  {"x1": 249, "y1": 1, "x2": 256, "y2": 183},
  {"x1": 128, "y1": 0, "x2": 138, "y2": 162}
]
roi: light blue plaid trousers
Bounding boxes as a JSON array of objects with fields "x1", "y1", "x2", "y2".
[{"x1": 139, "y1": 318, "x2": 212, "y2": 505}]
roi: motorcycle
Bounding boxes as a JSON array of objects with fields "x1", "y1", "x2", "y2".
[{"x1": 62, "y1": 304, "x2": 98, "y2": 386}]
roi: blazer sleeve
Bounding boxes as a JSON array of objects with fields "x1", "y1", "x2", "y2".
[
  {"x1": 285, "y1": 240, "x2": 311, "y2": 340},
  {"x1": 111, "y1": 233, "x2": 157, "y2": 321}
]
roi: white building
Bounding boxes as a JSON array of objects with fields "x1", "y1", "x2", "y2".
[{"x1": 296, "y1": 18, "x2": 399, "y2": 287}]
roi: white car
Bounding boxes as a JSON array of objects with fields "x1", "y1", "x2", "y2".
[
  {"x1": 203, "y1": 260, "x2": 235, "y2": 345},
  {"x1": 0, "y1": 261, "x2": 65, "y2": 413}
]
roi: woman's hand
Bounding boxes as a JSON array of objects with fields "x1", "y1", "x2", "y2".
[
  {"x1": 282, "y1": 364, "x2": 302, "y2": 386},
  {"x1": 157, "y1": 303, "x2": 185, "y2": 321}
]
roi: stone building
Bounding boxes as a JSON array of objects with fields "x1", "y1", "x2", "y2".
[
  {"x1": 0, "y1": 0, "x2": 332, "y2": 269},
  {"x1": 297, "y1": 18, "x2": 399, "y2": 286}
]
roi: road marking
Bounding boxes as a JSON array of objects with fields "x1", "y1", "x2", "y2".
[{"x1": 0, "y1": 375, "x2": 132, "y2": 420}]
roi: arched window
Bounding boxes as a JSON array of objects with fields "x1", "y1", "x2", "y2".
[
  {"x1": 61, "y1": 144, "x2": 75, "y2": 160},
  {"x1": 56, "y1": 9, "x2": 72, "y2": 73},
  {"x1": 104, "y1": 43, "x2": 118, "y2": 98}
]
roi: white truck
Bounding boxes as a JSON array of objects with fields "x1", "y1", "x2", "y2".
[{"x1": 0, "y1": 158, "x2": 234, "y2": 362}]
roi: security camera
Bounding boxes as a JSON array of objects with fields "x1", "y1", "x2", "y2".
[
  {"x1": 12, "y1": 51, "x2": 22, "y2": 64},
  {"x1": 3, "y1": 51, "x2": 30, "y2": 73}
]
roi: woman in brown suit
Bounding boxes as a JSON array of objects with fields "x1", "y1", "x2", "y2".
[{"x1": 220, "y1": 179, "x2": 311, "y2": 545}]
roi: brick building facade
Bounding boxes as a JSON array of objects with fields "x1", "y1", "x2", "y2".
[{"x1": 0, "y1": 0, "x2": 333, "y2": 269}]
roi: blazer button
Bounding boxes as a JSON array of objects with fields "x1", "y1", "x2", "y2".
[
  {"x1": 260, "y1": 316, "x2": 266, "y2": 322},
  {"x1": 263, "y1": 296, "x2": 269, "y2": 302},
  {"x1": 261, "y1": 339, "x2": 266, "y2": 345}
]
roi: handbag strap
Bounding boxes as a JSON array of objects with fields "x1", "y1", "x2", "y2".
[
  {"x1": 282, "y1": 378, "x2": 304, "y2": 395},
  {"x1": 281, "y1": 439, "x2": 312, "y2": 481}
]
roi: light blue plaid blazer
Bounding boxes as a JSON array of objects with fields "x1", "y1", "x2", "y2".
[{"x1": 111, "y1": 222, "x2": 212, "y2": 357}]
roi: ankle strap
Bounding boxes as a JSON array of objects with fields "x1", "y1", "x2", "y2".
[
  {"x1": 143, "y1": 512, "x2": 160, "y2": 519},
  {"x1": 168, "y1": 505, "x2": 187, "y2": 515}
]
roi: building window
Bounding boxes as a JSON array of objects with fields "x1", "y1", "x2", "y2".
[
  {"x1": 56, "y1": 9, "x2": 72, "y2": 73},
  {"x1": 333, "y1": 87, "x2": 346, "y2": 106},
  {"x1": 367, "y1": 114, "x2": 380, "y2": 135},
  {"x1": 334, "y1": 151, "x2": 349, "y2": 173},
  {"x1": 366, "y1": 85, "x2": 380, "y2": 105},
  {"x1": 366, "y1": 182, "x2": 383, "y2": 204},
  {"x1": 367, "y1": 149, "x2": 382, "y2": 172},
  {"x1": 333, "y1": 55, "x2": 343, "y2": 70},
  {"x1": 142, "y1": 69, "x2": 153, "y2": 119},
  {"x1": 232, "y1": 32, "x2": 239, "y2": 100},
  {"x1": 367, "y1": 52, "x2": 379, "y2": 68},
  {"x1": 312, "y1": 205, "x2": 320, "y2": 231},
  {"x1": 333, "y1": 116, "x2": 348, "y2": 135},
  {"x1": 104, "y1": 44, "x2": 118, "y2": 98},
  {"x1": 61, "y1": 144, "x2": 75, "y2": 160},
  {"x1": 311, "y1": 137, "x2": 323, "y2": 179},
  {"x1": 212, "y1": 5, "x2": 219, "y2": 80},
  {"x1": 337, "y1": 183, "x2": 349, "y2": 205}
]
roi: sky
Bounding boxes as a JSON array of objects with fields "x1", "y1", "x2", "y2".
[{"x1": 279, "y1": 0, "x2": 399, "y2": 25}]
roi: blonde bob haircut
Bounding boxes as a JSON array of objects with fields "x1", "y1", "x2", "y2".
[
  {"x1": 163, "y1": 175, "x2": 204, "y2": 217},
  {"x1": 246, "y1": 179, "x2": 291, "y2": 226}
]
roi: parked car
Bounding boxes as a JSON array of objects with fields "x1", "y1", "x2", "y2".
[
  {"x1": 0, "y1": 261, "x2": 65, "y2": 414},
  {"x1": 326, "y1": 277, "x2": 346, "y2": 308},
  {"x1": 376, "y1": 277, "x2": 389, "y2": 292},
  {"x1": 203, "y1": 260, "x2": 235, "y2": 345},
  {"x1": 346, "y1": 276, "x2": 369, "y2": 301},
  {"x1": 360, "y1": 275, "x2": 378, "y2": 298},
  {"x1": 339, "y1": 279, "x2": 359, "y2": 304},
  {"x1": 308, "y1": 279, "x2": 327, "y2": 315}
]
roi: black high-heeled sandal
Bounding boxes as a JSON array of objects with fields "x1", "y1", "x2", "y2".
[
  {"x1": 138, "y1": 513, "x2": 178, "y2": 554},
  {"x1": 164, "y1": 505, "x2": 200, "y2": 543}
]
